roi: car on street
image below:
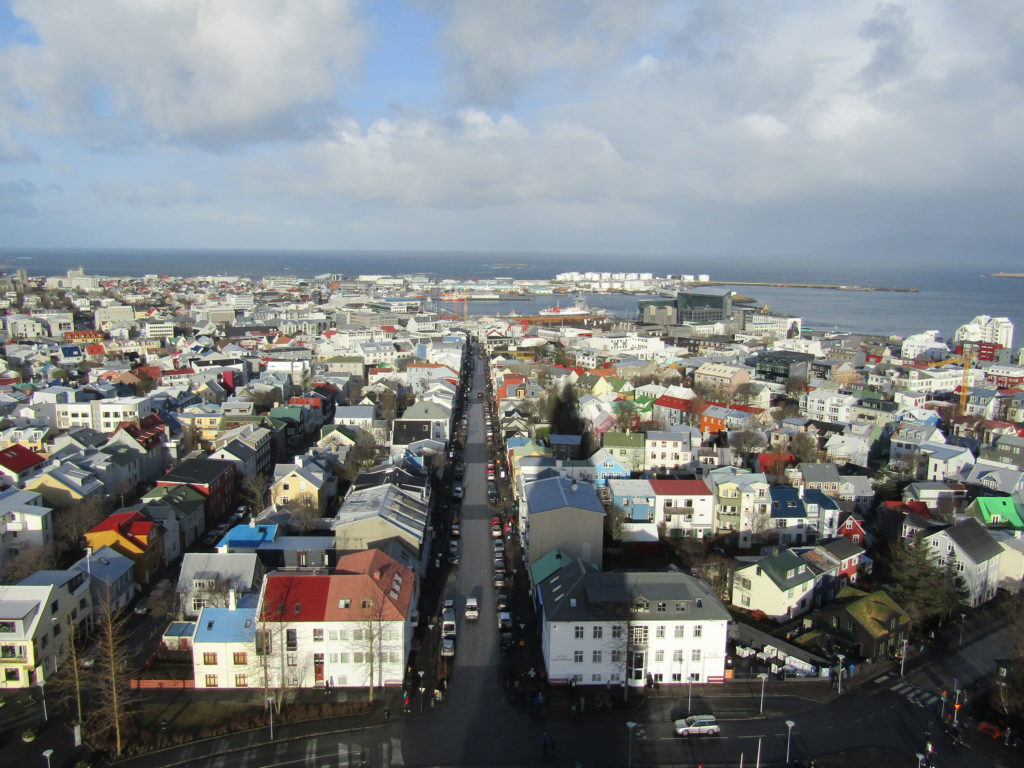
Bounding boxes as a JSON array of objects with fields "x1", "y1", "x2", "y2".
[
  {"x1": 441, "y1": 637, "x2": 456, "y2": 657},
  {"x1": 493, "y1": 538, "x2": 505, "y2": 553},
  {"x1": 443, "y1": 598, "x2": 455, "y2": 613},
  {"x1": 451, "y1": 523, "x2": 461, "y2": 538},
  {"x1": 133, "y1": 599, "x2": 150, "y2": 616},
  {"x1": 476, "y1": 392, "x2": 483, "y2": 398},
  {"x1": 465, "y1": 598, "x2": 479, "y2": 620},
  {"x1": 452, "y1": 486, "x2": 464, "y2": 499},
  {"x1": 674, "y1": 714, "x2": 720, "y2": 737},
  {"x1": 491, "y1": 522, "x2": 502, "y2": 538}
]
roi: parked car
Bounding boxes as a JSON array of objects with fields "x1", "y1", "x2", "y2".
[
  {"x1": 493, "y1": 569, "x2": 507, "y2": 588},
  {"x1": 133, "y1": 599, "x2": 150, "y2": 616},
  {"x1": 498, "y1": 611, "x2": 513, "y2": 630},
  {"x1": 441, "y1": 637, "x2": 456, "y2": 657},
  {"x1": 493, "y1": 538, "x2": 505, "y2": 553},
  {"x1": 674, "y1": 714, "x2": 720, "y2": 737},
  {"x1": 451, "y1": 523, "x2": 461, "y2": 538},
  {"x1": 495, "y1": 592, "x2": 510, "y2": 613},
  {"x1": 452, "y1": 486, "x2": 464, "y2": 499}
]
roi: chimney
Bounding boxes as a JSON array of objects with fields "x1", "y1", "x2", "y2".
[{"x1": 228, "y1": 588, "x2": 237, "y2": 611}]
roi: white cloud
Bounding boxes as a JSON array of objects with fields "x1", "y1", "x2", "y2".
[{"x1": 2, "y1": 0, "x2": 365, "y2": 145}]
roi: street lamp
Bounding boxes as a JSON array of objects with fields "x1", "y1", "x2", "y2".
[
  {"x1": 757, "y1": 672, "x2": 768, "y2": 714},
  {"x1": 836, "y1": 654, "x2": 845, "y2": 695},
  {"x1": 39, "y1": 680, "x2": 48, "y2": 722},
  {"x1": 958, "y1": 612, "x2": 966, "y2": 648},
  {"x1": 915, "y1": 753, "x2": 925, "y2": 768},
  {"x1": 900, "y1": 636, "x2": 909, "y2": 678},
  {"x1": 626, "y1": 721, "x2": 637, "y2": 768},
  {"x1": 41, "y1": 750, "x2": 53, "y2": 768},
  {"x1": 785, "y1": 720, "x2": 795, "y2": 766},
  {"x1": 266, "y1": 696, "x2": 275, "y2": 740}
]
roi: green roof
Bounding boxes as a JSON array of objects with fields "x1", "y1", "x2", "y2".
[
  {"x1": 603, "y1": 431, "x2": 645, "y2": 449},
  {"x1": 975, "y1": 496, "x2": 1024, "y2": 529},
  {"x1": 530, "y1": 548, "x2": 576, "y2": 585},
  {"x1": 839, "y1": 586, "x2": 910, "y2": 639}
]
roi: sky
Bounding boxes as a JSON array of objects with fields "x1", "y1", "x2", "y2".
[{"x1": 1, "y1": 1, "x2": 1023, "y2": 258}]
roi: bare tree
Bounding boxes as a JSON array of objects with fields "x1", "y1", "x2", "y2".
[
  {"x1": 241, "y1": 472, "x2": 271, "y2": 512},
  {"x1": 728, "y1": 431, "x2": 766, "y2": 465},
  {"x1": 46, "y1": 611, "x2": 89, "y2": 728},
  {"x1": 354, "y1": 595, "x2": 402, "y2": 703},
  {"x1": 288, "y1": 493, "x2": 323, "y2": 533},
  {"x1": 55, "y1": 497, "x2": 106, "y2": 554},
  {"x1": 91, "y1": 587, "x2": 133, "y2": 756},
  {"x1": 1, "y1": 543, "x2": 57, "y2": 584},
  {"x1": 606, "y1": 505, "x2": 630, "y2": 545}
]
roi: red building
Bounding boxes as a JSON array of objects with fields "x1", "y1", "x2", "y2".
[{"x1": 158, "y1": 458, "x2": 236, "y2": 529}]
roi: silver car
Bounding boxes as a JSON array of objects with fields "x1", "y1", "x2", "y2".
[{"x1": 674, "y1": 714, "x2": 719, "y2": 736}]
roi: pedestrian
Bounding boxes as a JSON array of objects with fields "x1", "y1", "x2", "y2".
[
  {"x1": 384, "y1": 707, "x2": 391, "y2": 721},
  {"x1": 541, "y1": 731, "x2": 549, "y2": 755},
  {"x1": 571, "y1": 703, "x2": 577, "y2": 717}
]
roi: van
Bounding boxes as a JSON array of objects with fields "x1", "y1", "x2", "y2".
[
  {"x1": 442, "y1": 610, "x2": 457, "y2": 639},
  {"x1": 464, "y1": 598, "x2": 479, "y2": 621}
]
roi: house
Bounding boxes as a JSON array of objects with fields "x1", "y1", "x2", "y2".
[
  {"x1": 768, "y1": 487, "x2": 841, "y2": 544},
  {"x1": 332, "y1": 485, "x2": 430, "y2": 572},
  {"x1": 0, "y1": 568, "x2": 91, "y2": 688},
  {"x1": 601, "y1": 431, "x2": 646, "y2": 473},
  {"x1": 645, "y1": 429, "x2": 697, "y2": 473},
  {"x1": 795, "y1": 463, "x2": 841, "y2": 498},
  {"x1": 177, "y1": 552, "x2": 262, "y2": 618},
  {"x1": 837, "y1": 513, "x2": 871, "y2": 548},
  {"x1": 811, "y1": 586, "x2": 911, "y2": 661},
  {"x1": 194, "y1": 550, "x2": 414, "y2": 690},
  {"x1": 84, "y1": 510, "x2": 166, "y2": 586},
  {"x1": 586, "y1": 448, "x2": 631, "y2": 487},
  {"x1": 537, "y1": 563, "x2": 730, "y2": 686},
  {"x1": 0, "y1": 489, "x2": 53, "y2": 575},
  {"x1": 522, "y1": 476, "x2": 605, "y2": 568},
  {"x1": 966, "y1": 496, "x2": 1024, "y2": 531},
  {"x1": 921, "y1": 518, "x2": 1002, "y2": 607},
  {"x1": 159, "y1": 457, "x2": 237, "y2": 530},
  {"x1": 0, "y1": 444, "x2": 48, "y2": 488},
  {"x1": 24, "y1": 463, "x2": 104, "y2": 510},
  {"x1": 694, "y1": 362, "x2": 751, "y2": 395},
  {"x1": 649, "y1": 479, "x2": 715, "y2": 538},
  {"x1": 271, "y1": 455, "x2": 337, "y2": 516},
  {"x1": 78, "y1": 545, "x2": 136, "y2": 614},
  {"x1": 732, "y1": 549, "x2": 816, "y2": 621},
  {"x1": 706, "y1": 467, "x2": 771, "y2": 547},
  {"x1": 141, "y1": 484, "x2": 207, "y2": 550}
]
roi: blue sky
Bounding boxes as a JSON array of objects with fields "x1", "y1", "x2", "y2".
[{"x1": 1, "y1": 1, "x2": 1023, "y2": 258}]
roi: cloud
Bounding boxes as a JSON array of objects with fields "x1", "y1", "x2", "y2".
[
  {"x1": 297, "y1": 108, "x2": 634, "y2": 208},
  {"x1": 91, "y1": 180, "x2": 208, "y2": 207},
  {"x1": 436, "y1": 0, "x2": 663, "y2": 107},
  {"x1": 1, "y1": 0, "x2": 365, "y2": 146},
  {"x1": 0, "y1": 178, "x2": 39, "y2": 216},
  {"x1": 858, "y1": 3, "x2": 920, "y2": 88}
]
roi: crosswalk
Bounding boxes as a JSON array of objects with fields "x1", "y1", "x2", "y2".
[{"x1": 877, "y1": 674, "x2": 941, "y2": 710}]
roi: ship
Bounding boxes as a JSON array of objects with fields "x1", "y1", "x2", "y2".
[{"x1": 539, "y1": 295, "x2": 590, "y2": 316}]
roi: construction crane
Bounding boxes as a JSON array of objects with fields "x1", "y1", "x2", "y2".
[{"x1": 920, "y1": 351, "x2": 973, "y2": 415}]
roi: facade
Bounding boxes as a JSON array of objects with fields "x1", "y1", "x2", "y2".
[
  {"x1": 707, "y1": 468, "x2": 770, "y2": 546},
  {"x1": 921, "y1": 519, "x2": 1002, "y2": 607},
  {"x1": 84, "y1": 510, "x2": 166, "y2": 586},
  {"x1": 649, "y1": 479, "x2": 715, "y2": 538},
  {"x1": 732, "y1": 550, "x2": 816, "y2": 620},
  {"x1": 0, "y1": 489, "x2": 53, "y2": 574},
  {"x1": 522, "y1": 476, "x2": 605, "y2": 567}
]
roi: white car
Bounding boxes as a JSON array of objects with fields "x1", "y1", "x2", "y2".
[
  {"x1": 464, "y1": 598, "x2": 479, "y2": 621},
  {"x1": 674, "y1": 714, "x2": 720, "y2": 736}
]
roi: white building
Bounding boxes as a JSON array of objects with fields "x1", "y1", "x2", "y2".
[
  {"x1": 537, "y1": 563, "x2": 730, "y2": 687},
  {"x1": 55, "y1": 396, "x2": 154, "y2": 433},
  {"x1": 800, "y1": 390, "x2": 857, "y2": 423},
  {"x1": 921, "y1": 519, "x2": 1002, "y2": 607},
  {"x1": 900, "y1": 331, "x2": 949, "y2": 362},
  {"x1": 0, "y1": 489, "x2": 53, "y2": 575},
  {"x1": 194, "y1": 550, "x2": 414, "y2": 690},
  {"x1": 954, "y1": 315, "x2": 1014, "y2": 349}
]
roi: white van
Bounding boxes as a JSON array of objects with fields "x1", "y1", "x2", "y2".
[
  {"x1": 442, "y1": 610, "x2": 457, "y2": 639},
  {"x1": 464, "y1": 598, "x2": 479, "y2": 621}
]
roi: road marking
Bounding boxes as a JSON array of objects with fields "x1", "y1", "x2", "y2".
[{"x1": 890, "y1": 681, "x2": 910, "y2": 693}]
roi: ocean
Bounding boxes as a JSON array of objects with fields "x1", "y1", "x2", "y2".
[{"x1": 2, "y1": 246, "x2": 1021, "y2": 341}]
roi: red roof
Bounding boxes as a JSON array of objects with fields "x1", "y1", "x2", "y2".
[
  {"x1": 0, "y1": 444, "x2": 46, "y2": 473},
  {"x1": 261, "y1": 574, "x2": 331, "y2": 622},
  {"x1": 88, "y1": 511, "x2": 158, "y2": 549},
  {"x1": 653, "y1": 395, "x2": 692, "y2": 411},
  {"x1": 649, "y1": 479, "x2": 711, "y2": 496},
  {"x1": 85, "y1": 344, "x2": 106, "y2": 356}
]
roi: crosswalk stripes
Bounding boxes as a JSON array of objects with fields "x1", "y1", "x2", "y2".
[{"x1": 889, "y1": 679, "x2": 940, "y2": 709}]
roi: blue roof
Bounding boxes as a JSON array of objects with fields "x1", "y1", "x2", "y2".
[
  {"x1": 507, "y1": 436, "x2": 532, "y2": 449},
  {"x1": 194, "y1": 607, "x2": 258, "y2": 644},
  {"x1": 769, "y1": 486, "x2": 806, "y2": 518},
  {"x1": 549, "y1": 434, "x2": 583, "y2": 446},
  {"x1": 218, "y1": 523, "x2": 278, "y2": 549},
  {"x1": 803, "y1": 489, "x2": 840, "y2": 510},
  {"x1": 526, "y1": 476, "x2": 605, "y2": 516},
  {"x1": 164, "y1": 621, "x2": 196, "y2": 638}
]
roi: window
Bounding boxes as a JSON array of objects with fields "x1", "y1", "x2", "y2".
[
  {"x1": 235, "y1": 674, "x2": 248, "y2": 687},
  {"x1": 657, "y1": 602, "x2": 667, "y2": 612},
  {"x1": 612, "y1": 625, "x2": 623, "y2": 639},
  {"x1": 574, "y1": 625, "x2": 584, "y2": 639},
  {"x1": 630, "y1": 625, "x2": 648, "y2": 646},
  {"x1": 256, "y1": 630, "x2": 272, "y2": 656},
  {"x1": 689, "y1": 672, "x2": 700, "y2": 682},
  {"x1": 192, "y1": 597, "x2": 206, "y2": 612},
  {"x1": 329, "y1": 630, "x2": 340, "y2": 641},
  {"x1": 286, "y1": 629, "x2": 297, "y2": 651},
  {"x1": 674, "y1": 626, "x2": 685, "y2": 639},
  {"x1": 741, "y1": 595, "x2": 751, "y2": 606},
  {"x1": 203, "y1": 652, "x2": 218, "y2": 665},
  {"x1": 233, "y1": 652, "x2": 247, "y2": 665},
  {"x1": 671, "y1": 672, "x2": 682, "y2": 682},
  {"x1": 574, "y1": 650, "x2": 584, "y2": 663},
  {"x1": 338, "y1": 599, "x2": 351, "y2": 609},
  {"x1": 592, "y1": 674, "x2": 603, "y2": 682},
  {"x1": 313, "y1": 628, "x2": 324, "y2": 642},
  {"x1": 287, "y1": 654, "x2": 297, "y2": 667},
  {"x1": 672, "y1": 649, "x2": 684, "y2": 663},
  {"x1": 691, "y1": 649, "x2": 701, "y2": 662},
  {"x1": 592, "y1": 650, "x2": 603, "y2": 663},
  {"x1": 654, "y1": 650, "x2": 664, "y2": 663},
  {"x1": 338, "y1": 652, "x2": 349, "y2": 663},
  {"x1": 282, "y1": 483, "x2": 290, "y2": 491},
  {"x1": 656, "y1": 625, "x2": 665, "y2": 638},
  {"x1": 693, "y1": 625, "x2": 702, "y2": 638},
  {"x1": 611, "y1": 650, "x2": 623, "y2": 663},
  {"x1": 592, "y1": 626, "x2": 603, "y2": 640},
  {"x1": 362, "y1": 599, "x2": 374, "y2": 609},
  {"x1": 4, "y1": 668, "x2": 19, "y2": 682}
]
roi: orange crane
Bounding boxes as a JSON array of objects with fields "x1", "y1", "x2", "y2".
[{"x1": 920, "y1": 351, "x2": 973, "y2": 415}]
